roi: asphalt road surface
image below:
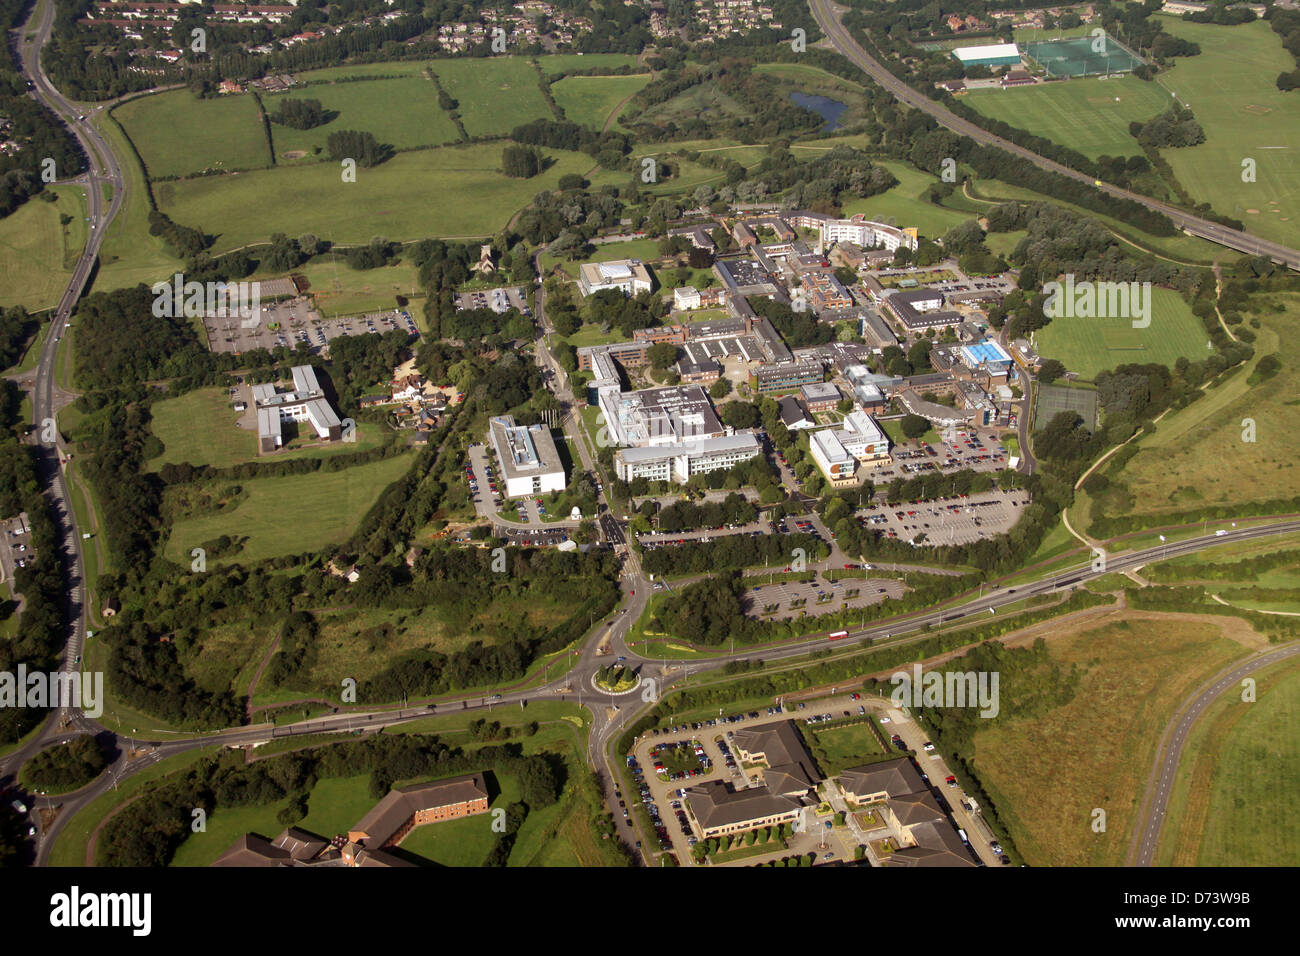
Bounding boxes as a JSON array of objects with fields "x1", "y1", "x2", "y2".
[{"x1": 1128, "y1": 641, "x2": 1300, "y2": 866}]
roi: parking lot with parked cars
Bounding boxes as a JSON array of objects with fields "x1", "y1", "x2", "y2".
[
  {"x1": 873, "y1": 430, "x2": 1011, "y2": 480},
  {"x1": 741, "y1": 571, "x2": 907, "y2": 622},
  {"x1": 857, "y1": 488, "x2": 1027, "y2": 547},
  {"x1": 205, "y1": 301, "x2": 418, "y2": 355}
]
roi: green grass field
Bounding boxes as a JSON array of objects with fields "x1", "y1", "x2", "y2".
[
  {"x1": 155, "y1": 142, "x2": 601, "y2": 251},
  {"x1": 432, "y1": 57, "x2": 552, "y2": 138},
  {"x1": 537, "y1": 53, "x2": 642, "y2": 77},
  {"x1": 1033, "y1": 286, "x2": 1206, "y2": 380},
  {"x1": 1116, "y1": 295, "x2": 1300, "y2": 516},
  {"x1": 268, "y1": 77, "x2": 462, "y2": 159},
  {"x1": 838, "y1": 160, "x2": 974, "y2": 239},
  {"x1": 162, "y1": 452, "x2": 414, "y2": 564},
  {"x1": 0, "y1": 185, "x2": 87, "y2": 311},
  {"x1": 964, "y1": 75, "x2": 1169, "y2": 160},
  {"x1": 115, "y1": 90, "x2": 271, "y2": 178},
  {"x1": 552, "y1": 73, "x2": 652, "y2": 130},
  {"x1": 805, "y1": 721, "x2": 887, "y2": 776},
  {"x1": 91, "y1": 112, "x2": 191, "y2": 293},
  {"x1": 1155, "y1": 16, "x2": 1300, "y2": 248},
  {"x1": 289, "y1": 255, "x2": 422, "y2": 316}
]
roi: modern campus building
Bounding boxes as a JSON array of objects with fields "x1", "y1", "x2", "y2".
[
  {"x1": 800, "y1": 382, "x2": 842, "y2": 413},
  {"x1": 251, "y1": 365, "x2": 342, "y2": 453},
  {"x1": 884, "y1": 289, "x2": 965, "y2": 331},
  {"x1": 578, "y1": 259, "x2": 654, "y2": 297},
  {"x1": 810, "y1": 428, "x2": 858, "y2": 487},
  {"x1": 960, "y1": 338, "x2": 1014, "y2": 375},
  {"x1": 808, "y1": 408, "x2": 890, "y2": 486},
  {"x1": 837, "y1": 758, "x2": 975, "y2": 867},
  {"x1": 213, "y1": 774, "x2": 490, "y2": 868},
  {"x1": 598, "y1": 384, "x2": 725, "y2": 448},
  {"x1": 489, "y1": 414, "x2": 567, "y2": 499},
  {"x1": 686, "y1": 721, "x2": 822, "y2": 839},
  {"x1": 951, "y1": 42, "x2": 1022, "y2": 68},
  {"x1": 787, "y1": 212, "x2": 919, "y2": 254},
  {"x1": 614, "y1": 432, "x2": 762, "y2": 484}
]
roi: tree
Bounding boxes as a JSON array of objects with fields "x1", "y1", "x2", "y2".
[
  {"x1": 502, "y1": 145, "x2": 543, "y2": 178},
  {"x1": 1038, "y1": 359, "x2": 1066, "y2": 384},
  {"x1": 901, "y1": 414, "x2": 930, "y2": 439},
  {"x1": 647, "y1": 342, "x2": 678, "y2": 369},
  {"x1": 709, "y1": 378, "x2": 731, "y2": 399}
]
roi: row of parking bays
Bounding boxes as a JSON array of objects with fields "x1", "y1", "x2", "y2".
[
  {"x1": 857, "y1": 489, "x2": 1027, "y2": 546},
  {"x1": 205, "y1": 305, "x2": 417, "y2": 355},
  {"x1": 742, "y1": 574, "x2": 905, "y2": 620}
]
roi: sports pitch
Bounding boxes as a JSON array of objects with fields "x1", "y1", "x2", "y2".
[
  {"x1": 1023, "y1": 33, "x2": 1144, "y2": 78},
  {"x1": 964, "y1": 75, "x2": 1169, "y2": 159},
  {"x1": 1033, "y1": 287, "x2": 1207, "y2": 380},
  {"x1": 1034, "y1": 383, "x2": 1099, "y2": 428}
]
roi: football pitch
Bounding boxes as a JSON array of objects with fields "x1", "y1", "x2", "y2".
[
  {"x1": 964, "y1": 75, "x2": 1169, "y2": 159},
  {"x1": 1034, "y1": 287, "x2": 1207, "y2": 380}
]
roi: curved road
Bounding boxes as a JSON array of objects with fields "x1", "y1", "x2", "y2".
[
  {"x1": 1128, "y1": 640, "x2": 1300, "y2": 866},
  {"x1": 808, "y1": 0, "x2": 1300, "y2": 270}
]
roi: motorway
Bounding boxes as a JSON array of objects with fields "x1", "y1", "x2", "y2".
[{"x1": 808, "y1": 0, "x2": 1300, "y2": 271}]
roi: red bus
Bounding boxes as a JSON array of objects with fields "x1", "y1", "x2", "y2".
[{"x1": 828, "y1": 630, "x2": 849, "y2": 641}]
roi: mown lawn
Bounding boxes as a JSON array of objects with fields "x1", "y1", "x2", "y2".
[
  {"x1": 1034, "y1": 286, "x2": 1207, "y2": 380},
  {"x1": 431, "y1": 57, "x2": 553, "y2": 138},
  {"x1": 268, "y1": 76, "x2": 462, "y2": 160},
  {"x1": 964, "y1": 75, "x2": 1170, "y2": 160}
]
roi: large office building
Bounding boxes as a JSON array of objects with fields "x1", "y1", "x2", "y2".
[
  {"x1": 686, "y1": 721, "x2": 821, "y2": 839},
  {"x1": 250, "y1": 365, "x2": 342, "y2": 453},
  {"x1": 578, "y1": 259, "x2": 654, "y2": 297},
  {"x1": 752, "y1": 360, "x2": 824, "y2": 394},
  {"x1": 489, "y1": 415, "x2": 567, "y2": 499},
  {"x1": 810, "y1": 428, "x2": 858, "y2": 486},
  {"x1": 614, "y1": 432, "x2": 762, "y2": 484},
  {"x1": 598, "y1": 384, "x2": 726, "y2": 449},
  {"x1": 884, "y1": 289, "x2": 964, "y2": 331},
  {"x1": 837, "y1": 758, "x2": 975, "y2": 867},
  {"x1": 787, "y1": 212, "x2": 919, "y2": 253}
]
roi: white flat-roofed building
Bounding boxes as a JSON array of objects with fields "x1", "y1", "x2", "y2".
[
  {"x1": 578, "y1": 259, "x2": 654, "y2": 297},
  {"x1": 252, "y1": 365, "x2": 342, "y2": 452},
  {"x1": 599, "y1": 385, "x2": 725, "y2": 448},
  {"x1": 809, "y1": 429, "x2": 857, "y2": 486},
  {"x1": 838, "y1": 409, "x2": 890, "y2": 463},
  {"x1": 489, "y1": 415, "x2": 567, "y2": 498},
  {"x1": 951, "y1": 42, "x2": 1021, "y2": 66},
  {"x1": 614, "y1": 433, "x2": 762, "y2": 484}
]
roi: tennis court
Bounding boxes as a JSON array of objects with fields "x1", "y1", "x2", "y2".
[
  {"x1": 1035, "y1": 384, "x2": 1099, "y2": 429},
  {"x1": 1024, "y1": 34, "x2": 1144, "y2": 78}
]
